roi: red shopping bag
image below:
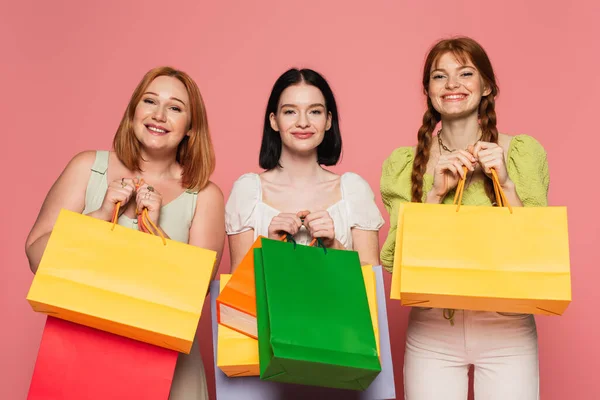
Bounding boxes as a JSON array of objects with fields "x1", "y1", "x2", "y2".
[{"x1": 28, "y1": 317, "x2": 178, "y2": 400}]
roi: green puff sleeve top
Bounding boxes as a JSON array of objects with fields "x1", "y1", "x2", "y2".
[{"x1": 379, "y1": 134, "x2": 550, "y2": 273}]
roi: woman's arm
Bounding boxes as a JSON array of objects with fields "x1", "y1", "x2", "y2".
[
  {"x1": 351, "y1": 229, "x2": 380, "y2": 266},
  {"x1": 497, "y1": 180, "x2": 524, "y2": 207},
  {"x1": 25, "y1": 151, "x2": 96, "y2": 273},
  {"x1": 227, "y1": 230, "x2": 255, "y2": 274},
  {"x1": 188, "y1": 181, "x2": 226, "y2": 282}
]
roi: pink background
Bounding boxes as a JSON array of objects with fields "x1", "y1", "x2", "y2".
[{"x1": 2, "y1": 1, "x2": 598, "y2": 399}]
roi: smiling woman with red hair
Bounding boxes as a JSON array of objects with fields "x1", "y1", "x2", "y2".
[
  {"x1": 25, "y1": 66, "x2": 225, "y2": 400},
  {"x1": 380, "y1": 37, "x2": 549, "y2": 399}
]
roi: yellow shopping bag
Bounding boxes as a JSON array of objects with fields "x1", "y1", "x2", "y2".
[
  {"x1": 27, "y1": 208, "x2": 217, "y2": 353},
  {"x1": 217, "y1": 274, "x2": 260, "y2": 377},
  {"x1": 361, "y1": 265, "x2": 380, "y2": 356},
  {"x1": 390, "y1": 169, "x2": 571, "y2": 316}
]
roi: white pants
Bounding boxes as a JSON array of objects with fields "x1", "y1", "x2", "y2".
[{"x1": 404, "y1": 308, "x2": 539, "y2": 400}]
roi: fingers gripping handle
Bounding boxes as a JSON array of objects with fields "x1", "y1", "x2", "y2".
[
  {"x1": 110, "y1": 175, "x2": 167, "y2": 247},
  {"x1": 452, "y1": 166, "x2": 512, "y2": 213}
]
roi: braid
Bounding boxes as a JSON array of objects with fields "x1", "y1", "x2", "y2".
[
  {"x1": 415, "y1": 36, "x2": 500, "y2": 204},
  {"x1": 411, "y1": 104, "x2": 440, "y2": 202},
  {"x1": 479, "y1": 95, "x2": 499, "y2": 204}
]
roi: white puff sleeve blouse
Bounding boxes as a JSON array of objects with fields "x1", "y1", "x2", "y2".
[{"x1": 225, "y1": 172, "x2": 384, "y2": 250}]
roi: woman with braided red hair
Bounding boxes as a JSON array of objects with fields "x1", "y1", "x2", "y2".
[{"x1": 380, "y1": 37, "x2": 549, "y2": 399}]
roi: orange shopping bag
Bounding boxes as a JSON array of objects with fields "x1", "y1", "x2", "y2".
[
  {"x1": 27, "y1": 207, "x2": 217, "y2": 353},
  {"x1": 390, "y1": 169, "x2": 571, "y2": 316},
  {"x1": 216, "y1": 236, "x2": 264, "y2": 339}
]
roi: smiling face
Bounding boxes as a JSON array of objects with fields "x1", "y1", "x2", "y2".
[
  {"x1": 269, "y1": 83, "x2": 332, "y2": 156},
  {"x1": 428, "y1": 51, "x2": 491, "y2": 120},
  {"x1": 132, "y1": 75, "x2": 191, "y2": 152}
]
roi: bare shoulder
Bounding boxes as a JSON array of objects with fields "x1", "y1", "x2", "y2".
[
  {"x1": 25, "y1": 150, "x2": 97, "y2": 245},
  {"x1": 49, "y1": 150, "x2": 98, "y2": 186},
  {"x1": 66, "y1": 150, "x2": 96, "y2": 171},
  {"x1": 52, "y1": 149, "x2": 98, "y2": 201},
  {"x1": 196, "y1": 181, "x2": 224, "y2": 205}
]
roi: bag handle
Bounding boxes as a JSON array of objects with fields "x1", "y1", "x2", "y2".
[
  {"x1": 452, "y1": 166, "x2": 513, "y2": 214},
  {"x1": 278, "y1": 233, "x2": 327, "y2": 252},
  {"x1": 277, "y1": 212, "x2": 328, "y2": 253},
  {"x1": 110, "y1": 179, "x2": 167, "y2": 245}
]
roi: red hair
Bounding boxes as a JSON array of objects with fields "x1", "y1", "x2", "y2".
[
  {"x1": 112, "y1": 66, "x2": 215, "y2": 191},
  {"x1": 411, "y1": 37, "x2": 500, "y2": 203}
]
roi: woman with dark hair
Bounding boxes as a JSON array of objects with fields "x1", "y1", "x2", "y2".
[
  {"x1": 226, "y1": 68, "x2": 383, "y2": 272},
  {"x1": 380, "y1": 37, "x2": 548, "y2": 399}
]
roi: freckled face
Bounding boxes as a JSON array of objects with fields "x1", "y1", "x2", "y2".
[{"x1": 428, "y1": 52, "x2": 491, "y2": 119}]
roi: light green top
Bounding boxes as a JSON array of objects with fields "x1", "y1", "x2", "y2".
[
  {"x1": 82, "y1": 150, "x2": 198, "y2": 244},
  {"x1": 379, "y1": 134, "x2": 550, "y2": 272}
]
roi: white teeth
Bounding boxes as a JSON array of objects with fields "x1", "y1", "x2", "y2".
[
  {"x1": 148, "y1": 126, "x2": 167, "y2": 133},
  {"x1": 444, "y1": 94, "x2": 466, "y2": 100}
]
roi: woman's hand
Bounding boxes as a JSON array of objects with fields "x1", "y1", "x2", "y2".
[
  {"x1": 303, "y1": 210, "x2": 336, "y2": 248},
  {"x1": 267, "y1": 213, "x2": 303, "y2": 240},
  {"x1": 136, "y1": 182, "x2": 163, "y2": 223},
  {"x1": 98, "y1": 178, "x2": 136, "y2": 221},
  {"x1": 470, "y1": 142, "x2": 511, "y2": 188},
  {"x1": 427, "y1": 150, "x2": 477, "y2": 203}
]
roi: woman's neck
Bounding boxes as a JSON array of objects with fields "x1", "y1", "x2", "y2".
[
  {"x1": 137, "y1": 148, "x2": 180, "y2": 180},
  {"x1": 438, "y1": 114, "x2": 481, "y2": 151},
  {"x1": 271, "y1": 149, "x2": 325, "y2": 186}
]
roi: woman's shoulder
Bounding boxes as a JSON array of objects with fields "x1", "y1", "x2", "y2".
[
  {"x1": 197, "y1": 180, "x2": 224, "y2": 199},
  {"x1": 231, "y1": 172, "x2": 261, "y2": 188},
  {"x1": 503, "y1": 133, "x2": 547, "y2": 162},
  {"x1": 339, "y1": 172, "x2": 380, "y2": 205},
  {"x1": 381, "y1": 146, "x2": 416, "y2": 184},
  {"x1": 225, "y1": 173, "x2": 261, "y2": 232},
  {"x1": 67, "y1": 149, "x2": 129, "y2": 174},
  {"x1": 61, "y1": 150, "x2": 105, "y2": 178},
  {"x1": 68, "y1": 150, "x2": 99, "y2": 167},
  {"x1": 227, "y1": 172, "x2": 261, "y2": 202},
  {"x1": 505, "y1": 133, "x2": 546, "y2": 151},
  {"x1": 383, "y1": 146, "x2": 416, "y2": 170},
  {"x1": 193, "y1": 180, "x2": 225, "y2": 212},
  {"x1": 502, "y1": 133, "x2": 549, "y2": 206},
  {"x1": 339, "y1": 171, "x2": 371, "y2": 187},
  {"x1": 48, "y1": 150, "x2": 106, "y2": 200}
]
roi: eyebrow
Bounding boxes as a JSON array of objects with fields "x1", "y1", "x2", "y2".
[
  {"x1": 143, "y1": 91, "x2": 186, "y2": 106},
  {"x1": 280, "y1": 103, "x2": 326, "y2": 109},
  {"x1": 431, "y1": 65, "x2": 476, "y2": 74}
]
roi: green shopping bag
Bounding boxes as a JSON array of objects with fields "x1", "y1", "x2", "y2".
[{"x1": 254, "y1": 238, "x2": 381, "y2": 390}]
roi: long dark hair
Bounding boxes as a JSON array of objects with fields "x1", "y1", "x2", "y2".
[{"x1": 259, "y1": 68, "x2": 342, "y2": 170}]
